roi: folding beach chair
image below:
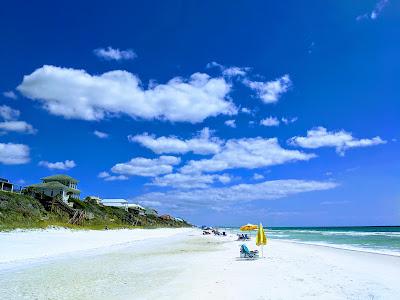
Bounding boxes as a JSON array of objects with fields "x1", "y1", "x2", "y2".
[{"x1": 240, "y1": 244, "x2": 259, "y2": 259}]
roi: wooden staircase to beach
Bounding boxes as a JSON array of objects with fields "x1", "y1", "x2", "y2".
[
  {"x1": 35, "y1": 193, "x2": 86, "y2": 225},
  {"x1": 68, "y1": 210, "x2": 86, "y2": 225}
]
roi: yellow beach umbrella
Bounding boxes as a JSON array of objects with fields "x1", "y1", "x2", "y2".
[
  {"x1": 240, "y1": 224, "x2": 258, "y2": 231},
  {"x1": 256, "y1": 223, "x2": 267, "y2": 257}
]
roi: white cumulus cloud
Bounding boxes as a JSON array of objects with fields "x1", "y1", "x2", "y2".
[
  {"x1": 243, "y1": 74, "x2": 291, "y2": 103},
  {"x1": 17, "y1": 65, "x2": 236, "y2": 123},
  {"x1": 98, "y1": 171, "x2": 128, "y2": 181},
  {"x1": 0, "y1": 121, "x2": 37, "y2": 134},
  {"x1": 3, "y1": 91, "x2": 17, "y2": 99},
  {"x1": 93, "y1": 47, "x2": 137, "y2": 61},
  {"x1": 281, "y1": 117, "x2": 298, "y2": 125},
  {"x1": 181, "y1": 137, "x2": 315, "y2": 174},
  {"x1": 260, "y1": 116, "x2": 280, "y2": 127},
  {"x1": 135, "y1": 179, "x2": 338, "y2": 211},
  {"x1": 150, "y1": 173, "x2": 232, "y2": 189},
  {"x1": 224, "y1": 119, "x2": 236, "y2": 128},
  {"x1": 129, "y1": 127, "x2": 222, "y2": 155},
  {"x1": 93, "y1": 130, "x2": 109, "y2": 139},
  {"x1": 38, "y1": 160, "x2": 76, "y2": 170},
  {"x1": 206, "y1": 61, "x2": 249, "y2": 77},
  {"x1": 289, "y1": 127, "x2": 386, "y2": 155},
  {"x1": 241, "y1": 107, "x2": 252, "y2": 114},
  {"x1": 0, "y1": 143, "x2": 30, "y2": 165},
  {"x1": 222, "y1": 67, "x2": 248, "y2": 77},
  {"x1": 0, "y1": 105, "x2": 20, "y2": 120},
  {"x1": 110, "y1": 156, "x2": 180, "y2": 177},
  {"x1": 0, "y1": 105, "x2": 36, "y2": 134},
  {"x1": 253, "y1": 173, "x2": 265, "y2": 180},
  {"x1": 206, "y1": 61, "x2": 224, "y2": 69}
]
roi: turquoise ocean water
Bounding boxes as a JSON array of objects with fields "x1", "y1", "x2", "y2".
[{"x1": 223, "y1": 226, "x2": 400, "y2": 256}]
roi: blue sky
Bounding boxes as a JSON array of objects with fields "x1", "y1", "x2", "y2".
[{"x1": 0, "y1": 0, "x2": 399, "y2": 226}]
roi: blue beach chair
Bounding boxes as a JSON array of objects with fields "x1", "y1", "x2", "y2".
[
  {"x1": 237, "y1": 234, "x2": 251, "y2": 241},
  {"x1": 240, "y1": 244, "x2": 259, "y2": 259}
]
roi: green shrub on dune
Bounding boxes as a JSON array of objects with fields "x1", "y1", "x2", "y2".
[{"x1": 0, "y1": 191, "x2": 67, "y2": 230}]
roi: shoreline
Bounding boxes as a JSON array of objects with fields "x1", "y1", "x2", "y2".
[{"x1": 273, "y1": 239, "x2": 400, "y2": 258}]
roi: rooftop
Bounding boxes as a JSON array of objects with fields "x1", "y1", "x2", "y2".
[
  {"x1": 41, "y1": 174, "x2": 79, "y2": 183},
  {"x1": 28, "y1": 181, "x2": 80, "y2": 193},
  {"x1": 102, "y1": 198, "x2": 128, "y2": 204},
  {"x1": 127, "y1": 203, "x2": 146, "y2": 210}
]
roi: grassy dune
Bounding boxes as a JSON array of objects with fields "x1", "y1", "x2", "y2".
[{"x1": 0, "y1": 191, "x2": 190, "y2": 231}]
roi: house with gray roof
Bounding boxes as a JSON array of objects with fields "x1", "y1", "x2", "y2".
[
  {"x1": 27, "y1": 174, "x2": 80, "y2": 203},
  {"x1": 101, "y1": 198, "x2": 129, "y2": 211},
  {"x1": 144, "y1": 207, "x2": 158, "y2": 217}
]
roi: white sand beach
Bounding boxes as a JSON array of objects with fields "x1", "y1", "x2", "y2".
[
  {"x1": 1, "y1": 228, "x2": 399, "y2": 300},
  {"x1": 0, "y1": 227, "x2": 190, "y2": 265}
]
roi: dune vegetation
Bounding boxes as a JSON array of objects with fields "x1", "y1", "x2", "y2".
[{"x1": 0, "y1": 191, "x2": 190, "y2": 231}]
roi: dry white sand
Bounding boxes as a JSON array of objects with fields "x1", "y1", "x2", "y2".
[
  {"x1": 0, "y1": 227, "x2": 191, "y2": 264},
  {"x1": 0, "y1": 228, "x2": 399, "y2": 299},
  {"x1": 172, "y1": 237, "x2": 400, "y2": 300}
]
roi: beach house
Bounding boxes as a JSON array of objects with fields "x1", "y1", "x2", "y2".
[
  {"x1": 0, "y1": 178, "x2": 14, "y2": 192},
  {"x1": 127, "y1": 203, "x2": 146, "y2": 215},
  {"x1": 85, "y1": 196, "x2": 102, "y2": 205},
  {"x1": 27, "y1": 174, "x2": 80, "y2": 203},
  {"x1": 144, "y1": 207, "x2": 158, "y2": 217},
  {"x1": 160, "y1": 214, "x2": 173, "y2": 221},
  {"x1": 101, "y1": 199, "x2": 129, "y2": 211}
]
